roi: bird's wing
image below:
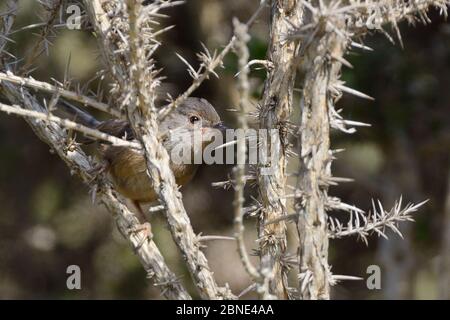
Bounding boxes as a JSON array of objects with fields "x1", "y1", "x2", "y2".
[{"x1": 96, "y1": 119, "x2": 135, "y2": 141}]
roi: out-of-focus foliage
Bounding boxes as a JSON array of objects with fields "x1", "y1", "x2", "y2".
[{"x1": 0, "y1": 0, "x2": 448, "y2": 299}]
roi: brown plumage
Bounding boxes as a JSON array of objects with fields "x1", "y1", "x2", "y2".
[{"x1": 60, "y1": 98, "x2": 225, "y2": 220}]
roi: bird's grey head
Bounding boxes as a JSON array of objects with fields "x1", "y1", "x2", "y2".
[
  {"x1": 160, "y1": 97, "x2": 226, "y2": 165},
  {"x1": 160, "y1": 97, "x2": 225, "y2": 135}
]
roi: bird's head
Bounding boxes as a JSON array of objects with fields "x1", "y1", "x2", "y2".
[{"x1": 160, "y1": 97, "x2": 227, "y2": 164}]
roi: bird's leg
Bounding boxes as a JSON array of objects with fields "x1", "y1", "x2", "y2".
[
  {"x1": 88, "y1": 161, "x2": 108, "y2": 184},
  {"x1": 127, "y1": 200, "x2": 153, "y2": 251},
  {"x1": 88, "y1": 161, "x2": 109, "y2": 204},
  {"x1": 133, "y1": 200, "x2": 147, "y2": 222}
]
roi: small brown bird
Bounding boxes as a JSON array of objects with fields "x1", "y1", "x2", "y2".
[{"x1": 60, "y1": 98, "x2": 226, "y2": 223}]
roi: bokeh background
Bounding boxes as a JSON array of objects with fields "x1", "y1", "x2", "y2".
[{"x1": 0, "y1": 0, "x2": 449, "y2": 299}]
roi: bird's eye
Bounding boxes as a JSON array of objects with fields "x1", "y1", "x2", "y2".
[{"x1": 189, "y1": 115, "x2": 200, "y2": 124}]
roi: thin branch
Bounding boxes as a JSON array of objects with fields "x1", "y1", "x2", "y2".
[
  {"x1": 295, "y1": 1, "x2": 348, "y2": 300},
  {"x1": 232, "y1": 17, "x2": 262, "y2": 285},
  {"x1": 0, "y1": 0, "x2": 18, "y2": 58},
  {"x1": 328, "y1": 197, "x2": 428, "y2": 244},
  {"x1": 21, "y1": 0, "x2": 63, "y2": 73},
  {"x1": 0, "y1": 71, "x2": 121, "y2": 117},
  {"x1": 0, "y1": 101, "x2": 140, "y2": 149},
  {"x1": 257, "y1": 0, "x2": 303, "y2": 299},
  {"x1": 198, "y1": 235, "x2": 236, "y2": 242}
]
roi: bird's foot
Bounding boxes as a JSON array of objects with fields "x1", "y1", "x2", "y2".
[
  {"x1": 87, "y1": 162, "x2": 109, "y2": 204},
  {"x1": 127, "y1": 222, "x2": 153, "y2": 252},
  {"x1": 88, "y1": 162, "x2": 108, "y2": 183}
]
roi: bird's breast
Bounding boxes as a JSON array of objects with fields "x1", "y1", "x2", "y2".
[{"x1": 103, "y1": 146, "x2": 198, "y2": 203}]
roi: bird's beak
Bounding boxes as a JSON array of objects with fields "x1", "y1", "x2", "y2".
[{"x1": 213, "y1": 122, "x2": 229, "y2": 132}]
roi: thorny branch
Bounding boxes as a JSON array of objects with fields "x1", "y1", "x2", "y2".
[
  {"x1": 84, "y1": 0, "x2": 235, "y2": 299},
  {"x1": 257, "y1": 0, "x2": 303, "y2": 300},
  {"x1": 0, "y1": 101, "x2": 140, "y2": 149},
  {"x1": 232, "y1": 18, "x2": 262, "y2": 285},
  {"x1": 0, "y1": 71, "x2": 121, "y2": 117},
  {"x1": 291, "y1": 0, "x2": 446, "y2": 299},
  {"x1": 21, "y1": 0, "x2": 63, "y2": 74},
  {"x1": 0, "y1": 0, "x2": 17, "y2": 59},
  {"x1": 328, "y1": 198, "x2": 428, "y2": 244},
  {"x1": 0, "y1": 0, "x2": 192, "y2": 300},
  {"x1": 0, "y1": 81, "x2": 191, "y2": 300},
  {"x1": 0, "y1": 0, "x2": 447, "y2": 300},
  {"x1": 295, "y1": 6, "x2": 347, "y2": 300}
]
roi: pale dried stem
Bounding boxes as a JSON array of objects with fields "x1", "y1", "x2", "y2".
[
  {"x1": 0, "y1": 101, "x2": 139, "y2": 149},
  {"x1": 232, "y1": 18, "x2": 262, "y2": 284},
  {"x1": 292, "y1": 0, "x2": 446, "y2": 300},
  {"x1": 0, "y1": 71, "x2": 121, "y2": 117},
  {"x1": 257, "y1": 0, "x2": 303, "y2": 300},
  {"x1": 295, "y1": 2, "x2": 348, "y2": 301}
]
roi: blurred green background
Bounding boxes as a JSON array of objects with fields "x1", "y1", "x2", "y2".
[{"x1": 0, "y1": 0, "x2": 449, "y2": 299}]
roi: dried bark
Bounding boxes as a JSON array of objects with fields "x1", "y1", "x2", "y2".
[
  {"x1": 257, "y1": 0, "x2": 303, "y2": 299},
  {"x1": 291, "y1": 0, "x2": 447, "y2": 300},
  {"x1": 296, "y1": 17, "x2": 347, "y2": 300}
]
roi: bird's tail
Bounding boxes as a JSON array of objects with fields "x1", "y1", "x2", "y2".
[{"x1": 58, "y1": 100, "x2": 100, "y2": 128}]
